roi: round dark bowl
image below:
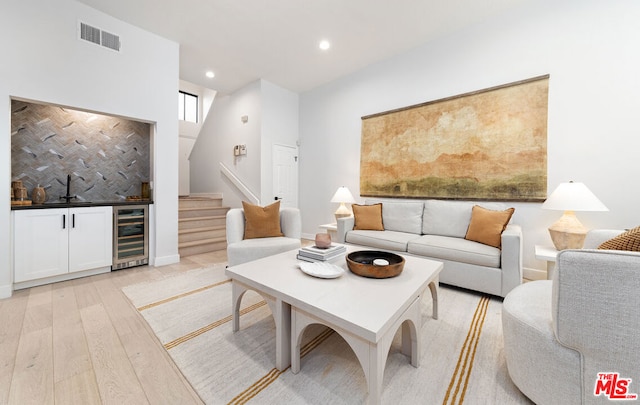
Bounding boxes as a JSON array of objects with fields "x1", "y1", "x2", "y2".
[{"x1": 346, "y1": 251, "x2": 405, "y2": 279}]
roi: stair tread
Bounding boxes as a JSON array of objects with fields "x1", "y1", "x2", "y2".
[
  {"x1": 179, "y1": 196, "x2": 222, "y2": 200},
  {"x1": 179, "y1": 206, "x2": 228, "y2": 211},
  {"x1": 179, "y1": 237, "x2": 227, "y2": 248},
  {"x1": 179, "y1": 215, "x2": 226, "y2": 222},
  {"x1": 179, "y1": 244, "x2": 226, "y2": 256},
  {"x1": 178, "y1": 196, "x2": 227, "y2": 257},
  {"x1": 179, "y1": 225, "x2": 225, "y2": 234}
]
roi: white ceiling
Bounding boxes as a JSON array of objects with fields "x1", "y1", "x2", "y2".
[{"x1": 77, "y1": 0, "x2": 531, "y2": 95}]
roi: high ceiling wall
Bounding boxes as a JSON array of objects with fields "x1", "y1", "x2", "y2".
[{"x1": 298, "y1": 0, "x2": 640, "y2": 276}]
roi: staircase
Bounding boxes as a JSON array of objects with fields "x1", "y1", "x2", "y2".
[{"x1": 178, "y1": 196, "x2": 229, "y2": 257}]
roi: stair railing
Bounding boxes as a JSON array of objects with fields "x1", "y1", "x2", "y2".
[{"x1": 219, "y1": 162, "x2": 260, "y2": 205}]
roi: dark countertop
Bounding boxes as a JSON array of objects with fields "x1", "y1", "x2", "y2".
[{"x1": 11, "y1": 200, "x2": 153, "y2": 210}]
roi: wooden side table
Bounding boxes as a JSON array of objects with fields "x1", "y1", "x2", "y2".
[{"x1": 535, "y1": 245, "x2": 559, "y2": 280}]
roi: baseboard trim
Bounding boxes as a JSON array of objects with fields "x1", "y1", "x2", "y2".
[
  {"x1": 0, "y1": 283, "x2": 13, "y2": 299},
  {"x1": 523, "y1": 267, "x2": 547, "y2": 281},
  {"x1": 153, "y1": 254, "x2": 181, "y2": 267},
  {"x1": 187, "y1": 192, "x2": 223, "y2": 199},
  {"x1": 13, "y1": 266, "x2": 111, "y2": 290},
  {"x1": 301, "y1": 232, "x2": 316, "y2": 241}
]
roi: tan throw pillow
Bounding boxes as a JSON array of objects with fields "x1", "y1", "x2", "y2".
[
  {"x1": 352, "y1": 203, "x2": 384, "y2": 231},
  {"x1": 598, "y1": 226, "x2": 640, "y2": 251},
  {"x1": 242, "y1": 200, "x2": 284, "y2": 239},
  {"x1": 465, "y1": 205, "x2": 515, "y2": 249}
]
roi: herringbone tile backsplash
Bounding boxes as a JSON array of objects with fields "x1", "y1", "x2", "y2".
[{"x1": 11, "y1": 100, "x2": 151, "y2": 202}]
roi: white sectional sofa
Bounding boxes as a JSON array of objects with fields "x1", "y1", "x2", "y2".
[{"x1": 335, "y1": 199, "x2": 523, "y2": 297}]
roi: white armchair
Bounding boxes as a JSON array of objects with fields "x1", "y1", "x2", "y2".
[
  {"x1": 226, "y1": 207, "x2": 301, "y2": 266},
  {"x1": 502, "y1": 229, "x2": 640, "y2": 404}
]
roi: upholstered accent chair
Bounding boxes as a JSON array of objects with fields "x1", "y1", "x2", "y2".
[
  {"x1": 226, "y1": 207, "x2": 301, "y2": 266},
  {"x1": 502, "y1": 230, "x2": 640, "y2": 404}
]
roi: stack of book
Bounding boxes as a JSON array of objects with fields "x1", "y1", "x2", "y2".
[{"x1": 297, "y1": 244, "x2": 347, "y2": 263}]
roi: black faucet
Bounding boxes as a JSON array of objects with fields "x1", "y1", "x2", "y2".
[{"x1": 60, "y1": 174, "x2": 77, "y2": 203}]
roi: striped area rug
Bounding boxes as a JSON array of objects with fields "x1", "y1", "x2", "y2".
[{"x1": 122, "y1": 265, "x2": 532, "y2": 404}]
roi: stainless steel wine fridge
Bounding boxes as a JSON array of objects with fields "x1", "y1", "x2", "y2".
[{"x1": 112, "y1": 205, "x2": 149, "y2": 270}]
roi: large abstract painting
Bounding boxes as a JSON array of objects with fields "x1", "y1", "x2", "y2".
[{"x1": 360, "y1": 75, "x2": 549, "y2": 201}]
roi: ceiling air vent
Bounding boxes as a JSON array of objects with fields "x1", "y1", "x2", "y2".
[{"x1": 78, "y1": 21, "x2": 121, "y2": 52}]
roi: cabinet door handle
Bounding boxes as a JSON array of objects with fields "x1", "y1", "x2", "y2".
[
  {"x1": 63, "y1": 214, "x2": 66, "y2": 229},
  {"x1": 72, "y1": 213, "x2": 75, "y2": 228}
]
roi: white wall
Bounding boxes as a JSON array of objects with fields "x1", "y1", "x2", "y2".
[
  {"x1": 260, "y1": 81, "x2": 299, "y2": 205},
  {"x1": 0, "y1": 0, "x2": 180, "y2": 297},
  {"x1": 178, "y1": 79, "x2": 216, "y2": 196},
  {"x1": 190, "y1": 79, "x2": 299, "y2": 208},
  {"x1": 190, "y1": 80, "x2": 262, "y2": 207},
  {"x1": 299, "y1": 0, "x2": 640, "y2": 274}
]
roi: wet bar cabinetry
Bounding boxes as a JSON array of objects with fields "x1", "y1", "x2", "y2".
[{"x1": 13, "y1": 206, "x2": 113, "y2": 288}]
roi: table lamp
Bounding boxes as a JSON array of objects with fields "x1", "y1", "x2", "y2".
[
  {"x1": 330, "y1": 186, "x2": 356, "y2": 221},
  {"x1": 541, "y1": 181, "x2": 608, "y2": 250}
]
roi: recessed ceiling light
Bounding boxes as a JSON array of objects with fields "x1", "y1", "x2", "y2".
[
  {"x1": 319, "y1": 40, "x2": 331, "y2": 50},
  {"x1": 205, "y1": 71, "x2": 215, "y2": 78}
]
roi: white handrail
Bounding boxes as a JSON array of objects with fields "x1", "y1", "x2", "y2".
[{"x1": 219, "y1": 162, "x2": 260, "y2": 205}]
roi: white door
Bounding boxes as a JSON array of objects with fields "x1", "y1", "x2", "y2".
[{"x1": 272, "y1": 144, "x2": 298, "y2": 208}]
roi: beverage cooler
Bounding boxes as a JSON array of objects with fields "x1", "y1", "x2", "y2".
[{"x1": 112, "y1": 205, "x2": 149, "y2": 270}]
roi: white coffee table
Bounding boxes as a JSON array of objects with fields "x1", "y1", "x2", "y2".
[{"x1": 225, "y1": 246, "x2": 442, "y2": 405}]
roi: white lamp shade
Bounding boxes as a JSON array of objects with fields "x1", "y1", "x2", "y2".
[
  {"x1": 330, "y1": 186, "x2": 356, "y2": 204},
  {"x1": 541, "y1": 182, "x2": 608, "y2": 212}
]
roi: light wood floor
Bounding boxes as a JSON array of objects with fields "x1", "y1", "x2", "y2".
[{"x1": 0, "y1": 250, "x2": 229, "y2": 405}]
